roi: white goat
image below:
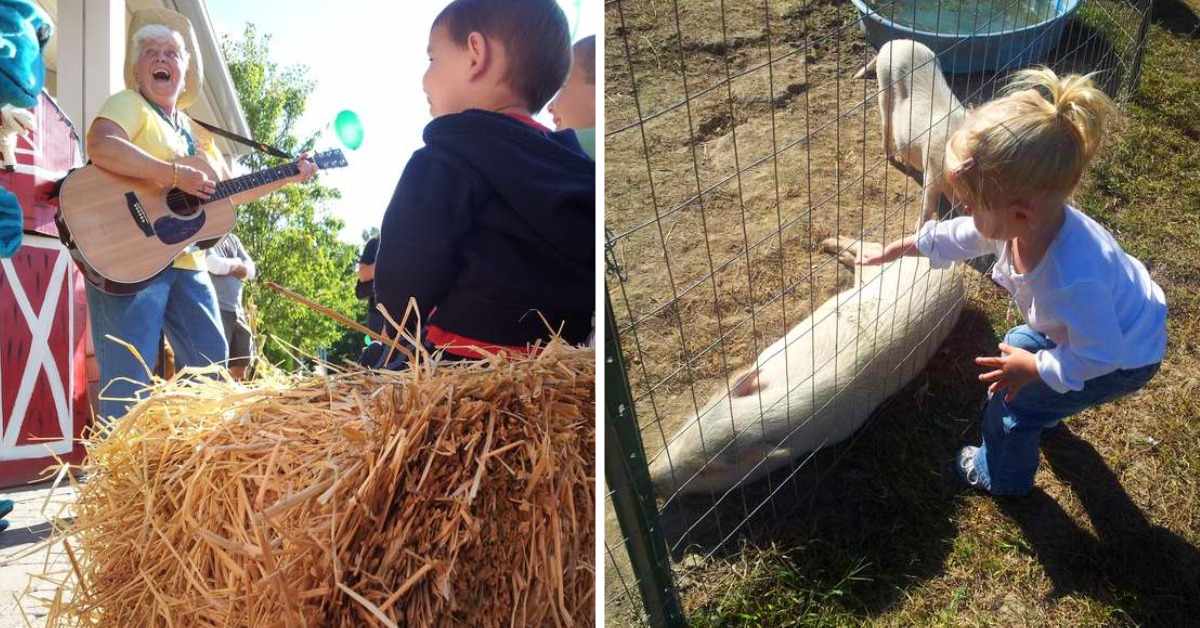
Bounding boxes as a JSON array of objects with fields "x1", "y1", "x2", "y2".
[{"x1": 856, "y1": 39, "x2": 965, "y2": 227}]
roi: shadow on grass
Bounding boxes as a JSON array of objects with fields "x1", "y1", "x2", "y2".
[
  {"x1": 655, "y1": 303, "x2": 1002, "y2": 618},
  {"x1": 997, "y1": 429, "x2": 1200, "y2": 624},
  {"x1": 1152, "y1": 0, "x2": 1200, "y2": 39}
]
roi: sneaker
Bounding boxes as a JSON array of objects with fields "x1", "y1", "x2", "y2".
[{"x1": 955, "y1": 446, "x2": 987, "y2": 491}]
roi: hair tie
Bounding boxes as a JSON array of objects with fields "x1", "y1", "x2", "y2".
[{"x1": 1055, "y1": 96, "x2": 1075, "y2": 119}]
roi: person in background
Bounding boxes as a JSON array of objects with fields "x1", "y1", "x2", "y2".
[
  {"x1": 355, "y1": 234, "x2": 395, "y2": 367},
  {"x1": 549, "y1": 34, "x2": 597, "y2": 346},
  {"x1": 373, "y1": 0, "x2": 593, "y2": 366},
  {"x1": 206, "y1": 233, "x2": 257, "y2": 380},
  {"x1": 356, "y1": 234, "x2": 383, "y2": 333},
  {"x1": 548, "y1": 35, "x2": 595, "y2": 159}
]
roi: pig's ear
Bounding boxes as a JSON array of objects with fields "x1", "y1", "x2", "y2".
[{"x1": 731, "y1": 369, "x2": 764, "y2": 397}]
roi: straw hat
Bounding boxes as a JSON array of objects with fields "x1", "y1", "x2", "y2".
[{"x1": 124, "y1": 8, "x2": 203, "y2": 109}]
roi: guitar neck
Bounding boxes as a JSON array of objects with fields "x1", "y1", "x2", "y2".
[{"x1": 212, "y1": 161, "x2": 303, "y2": 202}]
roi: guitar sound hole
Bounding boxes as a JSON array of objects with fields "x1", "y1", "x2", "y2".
[{"x1": 167, "y1": 188, "x2": 203, "y2": 216}]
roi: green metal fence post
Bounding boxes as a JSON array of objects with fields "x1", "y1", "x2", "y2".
[{"x1": 605, "y1": 292, "x2": 686, "y2": 627}]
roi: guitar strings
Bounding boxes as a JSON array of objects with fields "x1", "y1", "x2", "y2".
[{"x1": 159, "y1": 157, "x2": 325, "y2": 208}]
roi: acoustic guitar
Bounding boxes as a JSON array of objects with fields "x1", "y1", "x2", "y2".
[{"x1": 56, "y1": 148, "x2": 347, "y2": 294}]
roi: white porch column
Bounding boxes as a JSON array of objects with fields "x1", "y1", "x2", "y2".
[{"x1": 57, "y1": 0, "x2": 125, "y2": 145}]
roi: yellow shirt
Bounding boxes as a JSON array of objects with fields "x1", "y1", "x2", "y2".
[{"x1": 95, "y1": 89, "x2": 225, "y2": 270}]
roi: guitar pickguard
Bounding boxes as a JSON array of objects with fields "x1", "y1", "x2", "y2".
[{"x1": 153, "y1": 211, "x2": 207, "y2": 245}]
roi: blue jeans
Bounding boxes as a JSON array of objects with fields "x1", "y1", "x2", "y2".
[
  {"x1": 974, "y1": 325, "x2": 1159, "y2": 495},
  {"x1": 86, "y1": 268, "x2": 228, "y2": 421}
]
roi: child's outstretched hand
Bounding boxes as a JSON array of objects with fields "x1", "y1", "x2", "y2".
[
  {"x1": 975, "y1": 343, "x2": 1040, "y2": 401},
  {"x1": 860, "y1": 235, "x2": 918, "y2": 265}
]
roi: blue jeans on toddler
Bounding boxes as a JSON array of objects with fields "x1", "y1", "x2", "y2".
[
  {"x1": 86, "y1": 268, "x2": 228, "y2": 422},
  {"x1": 971, "y1": 325, "x2": 1159, "y2": 496}
]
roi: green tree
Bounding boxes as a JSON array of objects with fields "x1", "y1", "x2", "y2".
[{"x1": 221, "y1": 25, "x2": 364, "y2": 368}]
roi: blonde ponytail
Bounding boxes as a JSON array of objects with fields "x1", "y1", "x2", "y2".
[
  {"x1": 1004, "y1": 66, "x2": 1116, "y2": 164},
  {"x1": 944, "y1": 67, "x2": 1118, "y2": 213}
]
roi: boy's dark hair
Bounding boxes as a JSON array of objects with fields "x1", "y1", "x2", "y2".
[
  {"x1": 434, "y1": 0, "x2": 571, "y2": 113},
  {"x1": 574, "y1": 35, "x2": 595, "y2": 85}
]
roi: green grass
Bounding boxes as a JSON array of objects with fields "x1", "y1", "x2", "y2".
[{"x1": 681, "y1": 5, "x2": 1200, "y2": 626}]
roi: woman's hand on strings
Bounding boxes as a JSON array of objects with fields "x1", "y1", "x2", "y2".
[
  {"x1": 173, "y1": 163, "x2": 216, "y2": 199},
  {"x1": 293, "y1": 152, "x2": 318, "y2": 183}
]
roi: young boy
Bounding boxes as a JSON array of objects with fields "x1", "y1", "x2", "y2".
[
  {"x1": 548, "y1": 35, "x2": 596, "y2": 159},
  {"x1": 374, "y1": 0, "x2": 594, "y2": 363}
]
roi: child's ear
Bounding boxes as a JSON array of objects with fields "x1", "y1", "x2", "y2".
[
  {"x1": 465, "y1": 31, "x2": 490, "y2": 80},
  {"x1": 1011, "y1": 200, "x2": 1033, "y2": 222}
]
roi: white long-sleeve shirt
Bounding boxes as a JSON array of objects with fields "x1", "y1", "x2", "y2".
[
  {"x1": 206, "y1": 234, "x2": 257, "y2": 314},
  {"x1": 916, "y1": 206, "x2": 1167, "y2": 393}
]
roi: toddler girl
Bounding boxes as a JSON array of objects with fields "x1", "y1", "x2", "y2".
[{"x1": 863, "y1": 68, "x2": 1167, "y2": 496}]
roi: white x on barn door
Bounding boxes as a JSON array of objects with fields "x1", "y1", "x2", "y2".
[{"x1": 0, "y1": 239, "x2": 73, "y2": 460}]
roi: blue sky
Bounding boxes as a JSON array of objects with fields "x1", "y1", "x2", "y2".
[{"x1": 206, "y1": 0, "x2": 598, "y2": 246}]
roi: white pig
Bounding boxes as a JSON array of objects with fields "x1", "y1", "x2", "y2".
[
  {"x1": 648, "y1": 237, "x2": 963, "y2": 497},
  {"x1": 855, "y1": 39, "x2": 965, "y2": 227}
]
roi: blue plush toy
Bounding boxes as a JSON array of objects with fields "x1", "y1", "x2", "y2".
[
  {"x1": 0, "y1": 0, "x2": 50, "y2": 258},
  {"x1": 0, "y1": 0, "x2": 50, "y2": 108},
  {"x1": 0, "y1": 1, "x2": 49, "y2": 536},
  {"x1": 0, "y1": 188, "x2": 19, "y2": 256}
]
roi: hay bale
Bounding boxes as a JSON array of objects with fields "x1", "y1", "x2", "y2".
[{"x1": 38, "y1": 343, "x2": 594, "y2": 627}]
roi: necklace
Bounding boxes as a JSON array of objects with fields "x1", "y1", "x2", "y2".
[{"x1": 141, "y1": 91, "x2": 196, "y2": 157}]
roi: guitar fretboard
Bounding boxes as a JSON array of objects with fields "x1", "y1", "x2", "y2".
[{"x1": 212, "y1": 162, "x2": 302, "y2": 201}]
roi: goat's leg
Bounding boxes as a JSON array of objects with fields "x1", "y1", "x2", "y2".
[
  {"x1": 820, "y1": 237, "x2": 884, "y2": 268},
  {"x1": 919, "y1": 179, "x2": 946, "y2": 228},
  {"x1": 820, "y1": 236, "x2": 862, "y2": 269},
  {"x1": 880, "y1": 83, "x2": 896, "y2": 162},
  {"x1": 822, "y1": 237, "x2": 885, "y2": 289}
]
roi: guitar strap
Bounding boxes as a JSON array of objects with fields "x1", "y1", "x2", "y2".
[
  {"x1": 50, "y1": 118, "x2": 293, "y2": 199},
  {"x1": 190, "y1": 119, "x2": 294, "y2": 160},
  {"x1": 144, "y1": 100, "x2": 197, "y2": 158}
]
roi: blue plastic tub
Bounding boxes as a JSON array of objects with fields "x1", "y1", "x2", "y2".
[{"x1": 850, "y1": 0, "x2": 1082, "y2": 73}]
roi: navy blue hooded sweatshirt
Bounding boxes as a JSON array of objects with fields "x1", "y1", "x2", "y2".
[{"x1": 375, "y1": 110, "x2": 594, "y2": 351}]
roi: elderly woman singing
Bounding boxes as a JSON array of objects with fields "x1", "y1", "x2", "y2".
[{"x1": 84, "y1": 9, "x2": 315, "y2": 422}]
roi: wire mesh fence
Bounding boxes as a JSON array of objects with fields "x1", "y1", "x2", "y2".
[{"x1": 603, "y1": 0, "x2": 1152, "y2": 623}]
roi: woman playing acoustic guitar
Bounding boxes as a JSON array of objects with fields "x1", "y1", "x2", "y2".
[{"x1": 83, "y1": 9, "x2": 315, "y2": 422}]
